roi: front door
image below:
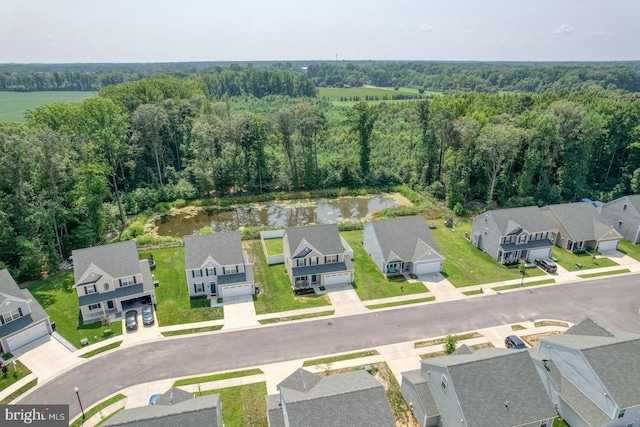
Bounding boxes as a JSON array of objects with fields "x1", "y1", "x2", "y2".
[
  {"x1": 107, "y1": 300, "x2": 114, "y2": 310},
  {"x1": 311, "y1": 274, "x2": 318, "y2": 284},
  {"x1": 210, "y1": 282, "x2": 217, "y2": 295}
]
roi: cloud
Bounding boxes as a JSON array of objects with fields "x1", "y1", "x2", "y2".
[
  {"x1": 420, "y1": 24, "x2": 434, "y2": 33},
  {"x1": 44, "y1": 34, "x2": 56, "y2": 42},
  {"x1": 552, "y1": 24, "x2": 573, "y2": 34}
]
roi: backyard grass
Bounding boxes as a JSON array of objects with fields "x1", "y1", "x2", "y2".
[
  {"x1": 28, "y1": 271, "x2": 122, "y2": 348},
  {"x1": 492, "y1": 278, "x2": 556, "y2": 291},
  {"x1": 302, "y1": 350, "x2": 380, "y2": 367},
  {"x1": 340, "y1": 230, "x2": 428, "y2": 300},
  {"x1": 429, "y1": 218, "x2": 545, "y2": 287},
  {"x1": 198, "y1": 382, "x2": 267, "y2": 427},
  {"x1": 174, "y1": 368, "x2": 263, "y2": 387},
  {"x1": 258, "y1": 310, "x2": 335, "y2": 324},
  {"x1": 366, "y1": 296, "x2": 435, "y2": 309},
  {"x1": 578, "y1": 268, "x2": 630, "y2": 278},
  {"x1": 246, "y1": 240, "x2": 330, "y2": 315},
  {"x1": 0, "y1": 360, "x2": 31, "y2": 392},
  {"x1": 262, "y1": 237, "x2": 283, "y2": 255},
  {"x1": 616, "y1": 239, "x2": 640, "y2": 261},
  {"x1": 161, "y1": 325, "x2": 223, "y2": 337},
  {"x1": 0, "y1": 91, "x2": 96, "y2": 122},
  {"x1": 0, "y1": 379, "x2": 37, "y2": 404},
  {"x1": 80, "y1": 341, "x2": 122, "y2": 358},
  {"x1": 139, "y1": 247, "x2": 223, "y2": 325},
  {"x1": 69, "y1": 394, "x2": 126, "y2": 427},
  {"x1": 554, "y1": 418, "x2": 570, "y2": 427},
  {"x1": 551, "y1": 247, "x2": 619, "y2": 271}
]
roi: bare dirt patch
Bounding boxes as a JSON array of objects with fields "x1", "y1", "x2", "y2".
[
  {"x1": 534, "y1": 320, "x2": 569, "y2": 328},
  {"x1": 521, "y1": 331, "x2": 562, "y2": 347}
]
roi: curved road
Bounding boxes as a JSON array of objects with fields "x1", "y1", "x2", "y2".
[{"x1": 22, "y1": 275, "x2": 640, "y2": 418}]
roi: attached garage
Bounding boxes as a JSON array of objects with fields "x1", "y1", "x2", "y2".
[
  {"x1": 597, "y1": 240, "x2": 618, "y2": 252},
  {"x1": 528, "y1": 248, "x2": 551, "y2": 261},
  {"x1": 220, "y1": 283, "x2": 254, "y2": 299},
  {"x1": 6, "y1": 321, "x2": 49, "y2": 352},
  {"x1": 323, "y1": 272, "x2": 352, "y2": 286},
  {"x1": 413, "y1": 261, "x2": 442, "y2": 275}
]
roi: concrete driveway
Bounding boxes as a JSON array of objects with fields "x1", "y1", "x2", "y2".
[
  {"x1": 14, "y1": 335, "x2": 80, "y2": 383},
  {"x1": 222, "y1": 295, "x2": 259, "y2": 330},
  {"x1": 324, "y1": 284, "x2": 367, "y2": 315}
]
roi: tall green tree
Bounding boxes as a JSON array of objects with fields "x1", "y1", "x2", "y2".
[{"x1": 347, "y1": 102, "x2": 379, "y2": 177}]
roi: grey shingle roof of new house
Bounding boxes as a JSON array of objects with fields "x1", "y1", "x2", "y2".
[
  {"x1": 184, "y1": 232, "x2": 245, "y2": 270},
  {"x1": 0, "y1": 268, "x2": 27, "y2": 304},
  {"x1": 265, "y1": 394, "x2": 286, "y2": 427},
  {"x1": 103, "y1": 393, "x2": 221, "y2": 427},
  {"x1": 622, "y1": 194, "x2": 640, "y2": 213},
  {"x1": 542, "y1": 202, "x2": 622, "y2": 242},
  {"x1": 0, "y1": 289, "x2": 50, "y2": 339},
  {"x1": 73, "y1": 241, "x2": 141, "y2": 283},
  {"x1": 284, "y1": 224, "x2": 344, "y2": 258},
  {"x1": 275, "y1": 368, "x2": 395, "y2": 427},
  {"x1": 486, "y1": 206, "x2": 551, "y2": 235},
  {"x1": 425, "y1": 348, "x2": 557, "y2": 427},
  {"x1": 369, "y1": 217, "x2": 443, "y2": 263},
  {"x1": 77, "y1": 259, "x2": 155, "y2": 306}
]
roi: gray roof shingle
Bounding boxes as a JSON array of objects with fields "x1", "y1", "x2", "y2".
[
  {"x1": 368, "y1": 217, "x2": 443, "y2": 263},
  {"x1": 485, "y1": 206, "x2": 552, "y2": 235},
  {"x1": 542, "y1": 202, "x2": 622, "y2": 242},
  {"x1": 0, "y1": 289, "x2": 50, "y2": 339},
  {"x1": 73, "y1": 241, "x2": 141, "y2": 283},
  {"x1": 184, "y1": 232, "x2": 245, "y2": 270},
  {"x1": 284, "y1": 224, "x2": 344, "y2": 258},
  {"x1": 0, "y1": 269, "x2": 26, "y2": 303},
  {"x1": 265, "y1": 394, "x2": 286, "y2": 427}
]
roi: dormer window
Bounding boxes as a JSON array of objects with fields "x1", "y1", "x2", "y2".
[{"x1": 1, "y1": 308, "x2": 22, "y2": 324}]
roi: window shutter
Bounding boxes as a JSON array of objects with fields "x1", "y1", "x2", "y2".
[
  {"x1": 205, "y1": 268, "x2": 209, "y2": 276},
  {"x1": 119, "y1": 279, "x2": 122, "y2": 287},
  {"x1": 193, "y1": 284, "x2": 197, "y2": 293},
  {"x1": 214, "y1": 268, "x2": 216, "y2": 276},
  {"x1": 0, "y1": 317, "x2": 4, "y2": 325},
  {"x1": 93, "y1": 284, "x2": 97, "y2": 292},
  {"x1": 222, "y1": 267, "x2": 225, "y2": 274},
  {"x1": 191, "y1": 270, "x2": 195, "y2": 278},
  {"x1": 18, "y1": 307, "x2": 22, "y2": 316},
  {"x1": 133, "y1": 276, "x2": 137, "y2": 284}
]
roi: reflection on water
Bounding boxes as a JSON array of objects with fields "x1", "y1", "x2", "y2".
[{"x1": 155, "y1": 194, "x2": 406, "y2": 237}]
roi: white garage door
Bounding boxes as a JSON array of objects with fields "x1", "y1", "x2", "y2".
[
  {"x1": 597, "y1": 240, "x2": 618, "y2": 252},
  {"x1": 324, "y1": 272, "x2": 352, "y2": 286},
  {"x1": 221, "y1": 284, "x2": 253, "y2": 298},
  {"x1": 414, "y1": 261, "x2": 441, "y2": 275},
  {"x1": 528, "y1": 248, "x2": 551, "y2": 261},
  {"x1": 6, "y1": 321, "x2": 49, "y2": 352}
]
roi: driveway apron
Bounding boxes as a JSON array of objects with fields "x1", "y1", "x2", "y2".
[{"x1": 222, "y1": 295, "x2": 259, "y2": 330}]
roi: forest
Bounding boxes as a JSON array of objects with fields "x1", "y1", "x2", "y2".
[{"x1": 1, "y1": 65, "x2": 640, "y2": 281}]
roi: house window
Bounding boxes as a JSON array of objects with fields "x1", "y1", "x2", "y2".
[
  {"x1": 326, "y1": 255, "x2": 338, "y2": 264},
  {"x1": 206, "y1": 267, "x2": 216, "y2": 276},
  {"x1": 618, "y1": 221, "x2": 623, "y2": 228},
  {"x1": 88, "y1": 303, "x2": 101, "y2": 311},
  {"x1": 296, "y1": 259, "x2": 307, "y2": 267},
  {"x1": 194, "y1": 283, "x2": 204, "y2": 293},
  {"x1": 84, "y1": 285, "x2": 97, "y2": 295},
  {"x1": 623, "y1": 203, "x2": 628, "y2": 211},
  {"x1": 120, "y1": 276, "x2": 136, "y2": 287},
  {"x1": 441, "y1": 375, "x2": 448, "y2": 390},
  {"x1": 193, "y1": 270, "x2": 202, "y2": 278},
  {"x1": 103, "y1": 283, "x2": 110, "y2": 291},
  {"x1": 227, "y1": 265, "x2": 238, "y2": 274},
  {"x1": 619, "y1": 409, "x2": 626, "y2": 418},
  {"x1": 519, "y1": 235, "x2": 527, "y2": 243},
  {"x1": 1, "y1": 308, "x2": 22, "y2": 324},
  {"x1": 310, "y1": 257, "x2": 318, "y2": 265}
]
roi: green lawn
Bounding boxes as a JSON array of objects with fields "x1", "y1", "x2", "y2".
[
  {"x1": 247, "y1": 240, "x2": 330, "y2": 315},
  {"x1": 551, "y1": 247, "x2": 619, "y2": 271},
  {"x1": 262, "y1": 238, "x2": 283, "y2": 255},
  {"x1": 0, "y1": 360, "x2": 31, "y2": 392},
  {"x1": 578, "y1": 268, "x2": 630, "y2": 279},
  {"x1": 366, "y1": 297, "x2": 435, "y2": 309},
  {"x1": 429, "y1": 218, "x2": 545, "y2": 287},
  {"x1": 340, "y1": 230, "x2": 427, "y2": 300},
  {"x1": 492, "y1": 279, "x2": 556, "y2": 291},
  {"x1": 174, "y1": 368, "x2": 263, "y2": 387},
  {"x1": 28, "y1": 271, "x2": 122, "y2": 348},
  {"x1": 0, "y1": 379, "x2": 37, "y2": 404},
  {"x1": 139, "y1": 247, "x2": 223, "y2": 325},
  {"x1": 80, "y1": 342, "x2": 122, "y2": 358},
  {"x1": 198, "y1": 382, "x2": 267, "y2": 427},
  {"x1": 0, "y1": 91, "x2": 96, "y2": 122},
  {"x1": 70, "y1": 394, "x2": 126, "y2": 427},
  {"x1": 615, "y1": 239, "x2": 640, "y2": 261}
]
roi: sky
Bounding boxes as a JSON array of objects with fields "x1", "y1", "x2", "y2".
[{"x1": 1, "y1": 0, "x2": 638, "y2": 63}]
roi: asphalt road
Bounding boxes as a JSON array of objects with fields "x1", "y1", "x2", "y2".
[{"x1": 21, "y1": 275, "x2": 640, "y2": 418}]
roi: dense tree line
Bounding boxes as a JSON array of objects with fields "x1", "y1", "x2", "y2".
[{"x1": 1, "y1": 70, "x2": 640, "y2": 281}]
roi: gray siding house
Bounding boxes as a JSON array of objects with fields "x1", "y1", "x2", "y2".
[
  {"x1": 401, "y1": 347, "x2": 557, "y2": 427},
  {"x1": 540, "y1": 202, "x2": 622, "y2": 252},
  {"x1": 265, "y1": 368, "x2": 395, "y2": 427},
  {"x1": 535, "y1": 318, "x2": 640, "y2": 427},
  {"x1": 363, "y1": 217, "x2": 444, "y2": 276},
  {"x1": 184, "y1": 232, "x2": 255, "y2": 299},
  {"x1": 0, "y1": 269, "x2": 52, "y2": 354},
  {"x1": 598, "y1": 195, "x2": 640, "y2": 244},
  {"x1": 103, "y1": 387, "x2": 223, "y2": 426},
  {"x1": 283, "y1": 224, "x2": 353, "y2": 290},
  {"x1": 72, "y1": 241, "x2": 156, "y2": 324},
  {"x1": 471, "y1": 206, "x2": 554, "y2": 264}
]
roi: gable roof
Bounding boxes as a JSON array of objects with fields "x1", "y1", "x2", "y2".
[
  {"x1": 184, "y1": 232, "x2": 245, "y2": 270},
  {"x1": 615, "y1": 195, "x2": 640, "y2": 215},
  {"x1": 153, "y1": 387, "x2": 193, "y2": 406},
  {"x1": 72, "y1": 241, "x2": 141, "y2": 283},
  {"x1": 541, "y1": 318, "x2": 640, "y2": 409},
  {"x1": 483, "y1": 206, "x2": 551, "y2": 235},
  {"x1": 276, "y1": 368, "x2": 395, "y2": 427},
  {"x1": 368, "y1": 217, "x2": 443, "y2": 263},
  {"x1": 0, "y1": 269, "x2": 28, "y2": 304},
  {"x1": 541, "y1": 202, "x2": 622, "y2": 242},
  {"x1": 102, "y1": 393, "x2": 220, "y2": 427},
  {"x1": 424, "y1": 348, "x2": 556, "y2": 427},
  {"x1": 283, "y1": 224, "x2": 344, "y2": 258},
  {"x1": 0, "y1": 289, "x2": 50, "y2": 339}
]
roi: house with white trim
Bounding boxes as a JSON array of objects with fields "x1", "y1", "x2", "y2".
[{"x1": 598, "y1": 194, "x2": 640, "y2": 244}]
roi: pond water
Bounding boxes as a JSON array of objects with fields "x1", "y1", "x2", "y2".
[{"x1": 154, "y1": 193, "x2": 408, "y2": 237}]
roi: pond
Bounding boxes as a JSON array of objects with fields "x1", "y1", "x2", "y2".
[{"x1": 154, "y1": 193, "x2": 408, "y2": 237}]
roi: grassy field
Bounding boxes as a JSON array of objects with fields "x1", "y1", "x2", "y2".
[
  {"x1": 317, "y1": 85, "x2": 435, "y2": 105},
  {"x1": 341, "y1": 230, "x2": 427, "y2": 300},
  {"x1": 139, "y1": 247, "x2": 223, "y2": 325},
  {"x1": 550, "y1": 247, "x2": 619, "y2": 271},
  {"x1": 28, "y1": 271, "x2": 122, "y2": 348},
  {"x1": 198, "y1": 382, "x2": 268, "y2": 427},
  {"x1": 615, "y1": 239, "x2": 640, "y2": 261},
  {"x1": 429, "y1": 218, "x2": 545, "y2": 287},
  {"x1": 0, "y1": 361, "x2": 31, "y2": 393},
  {"x1": 262, "y1": 237, "x2": 283, "y2": 255},
  {"x1": 0, "y1": 91, "x2": 96, "y2": 122}
]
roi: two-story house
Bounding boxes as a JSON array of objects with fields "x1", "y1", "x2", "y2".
[
  {"x1": 401, "y1": 346, "x2": 557, "y2": 427},
  {"x1": 0, "y1": 269, "x2": 52, "y2": 354},
  {"x1": 471, "y1": 206, "x2": 555, "y2": 264},
  {"x1": 540, "y1": 202, "x2": 622, "y2": 252},
  {"x1": 282, "y1": 224, "x2": 353, "y2": 290},
  {"x1": 72, "y1": 241, "x2": 156, "y2": 324},
  {"x1": 184, "y1": 232, "x2": 255, "y2": 299},
  {"x1": 535, "y1": 318, "x2": 640, "y2": 427},
  {"x1": 598, "y1": 194, "x2": 640, "y2": 244}
]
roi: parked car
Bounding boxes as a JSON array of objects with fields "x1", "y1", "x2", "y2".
[
  {"x1": 505, "y1": 335, "x2": 527, "y2": 349},
  {"x1": 125, "y1": 310, "x2": 138, "y2": 331},
  {"x1": 534, "y1": 257, "x2": 557, "y2": 273},
  {"x1": 142, "y1": 305, "x2": 154, "y2": 325}
]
